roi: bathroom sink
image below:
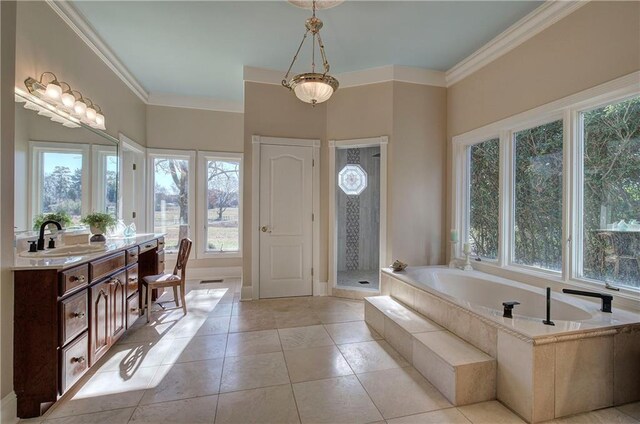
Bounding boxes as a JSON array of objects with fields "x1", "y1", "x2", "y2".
[{"x1": 19, "y1": 243, "x2": 107, "y2": 258}]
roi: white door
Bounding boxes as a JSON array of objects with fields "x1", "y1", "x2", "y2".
[
  {"x1": 120, "y1": 148, "x2": 145, "y2": 230},
  {"x1": 259, "y1": 144, "x2": 313, "y2": 298}
]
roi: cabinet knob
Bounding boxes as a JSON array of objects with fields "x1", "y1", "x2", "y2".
[
  {"x1": 73, "y1": 311, "x2": 85, "y2": 319},
  {"x1": 71, "y1": 356, "x2": 85, "y2": 364},
  {"x1": 128, "y1": 277, "x2": 137, "y2": 282},
  {"x1": 70, "y1": 275, "x2": 86, "y2": 283},
  {"x1": 145, "y1": 244, "x2": 152, "y2": 249},
  {"x1": 131, "y1": 307, "x2": 139, "y2": 313}
]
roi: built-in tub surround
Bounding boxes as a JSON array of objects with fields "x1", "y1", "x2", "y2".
[{"x1": 381, "y1": 267, "x2": 640, "y2": 423}]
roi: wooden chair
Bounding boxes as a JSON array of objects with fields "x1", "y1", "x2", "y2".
[{"x1": 142, "y1": 238, "x2": 192, "y2": 323}]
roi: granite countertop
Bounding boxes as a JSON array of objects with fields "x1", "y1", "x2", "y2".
[{"x1": 12, "y1": 233, "x2": 165, "y2": 271}]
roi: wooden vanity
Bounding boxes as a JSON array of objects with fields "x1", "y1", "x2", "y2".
[{"x1": 12, "y1": 234, "x2": 165, "y2": 418}]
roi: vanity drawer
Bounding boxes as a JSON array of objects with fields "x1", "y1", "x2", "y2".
[
  {"x1": 126, "y1": 293, "x2": 141, "y2": 329},
  {"x1": 157, "y1": 250, "x2": 165, "y2": 274},
  {"x1": 157, "y1": 237, "x2": 165, "y2": 252},
  {"x1": 90, "y1": 252, "x2": 126, "y2": 283},
  {"x1": 60, "y1": 332, "x2": 89, "y2": 395},
  {"x1": 139, "y1": 239, "x2": 158, "y2": 254},
  {"x1": 60, "y1": 265, "x2": 89, "y2": 297},
  {"x1": 126, "y1": 247, "x2": 139, "y2": 265},
  {"x1": 126, "y1": 264, "x2": 139, "y2": 298},
  {"x1": 60, "y1": 291, "x2": 88, "y2": 347}
]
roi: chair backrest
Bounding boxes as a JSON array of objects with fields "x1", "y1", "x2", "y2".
[{"x1": 173, "y1": 238, "x2": 193, "y2": 278}]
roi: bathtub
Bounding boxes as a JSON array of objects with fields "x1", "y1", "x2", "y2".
[{"x1": 379, "y1": 266, "x2": 640, "y2": 423}]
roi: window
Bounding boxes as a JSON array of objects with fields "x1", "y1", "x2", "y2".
[
  {"x1": 512, "y1": 120, "x2": 564, "y2": 271},
  {"x1": 197, "y1": 152, "x2": 242, "y2": 257},
  {"x1": 338, "y1": 164, "x2": 367, "y2": 195},
  {"x1": 31, "y1": 143, "x2": 89, "y2": 227},
  {"x1": 149, "y1": 151, "x2": 195, "y2": 253},
  {"x1": 580, "y1": 96, "x2": 640, "y2": 288},
  {"x1": 468, "y1": 138, "x2": 500, "y2": 260}
]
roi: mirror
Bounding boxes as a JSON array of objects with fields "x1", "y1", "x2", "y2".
[{"x1": 14, "y1": 94, "x2": 119, "y2": 234}]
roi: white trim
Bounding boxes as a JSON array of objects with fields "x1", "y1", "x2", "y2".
[
  {"x1": 196, "y1": 151, "x2": 243, "y2": 259},
  {"x1": 119, "y1": 133, "x2": 146, "y2": 229},
  {"x1": 241, "y1": 285, "x2": 253, "y2": 301},
  {"x1": 244, "y1": 65, "x2": 446, "y2": 89},
  {"x1": 446, "y1": 1, "x2": 588, "y2": 86},
  {"x1": 251, "y1": 135, "x2": 320, "y2": 299},
  {"x1": 148, "y1": 93, "x2": 244, "y2": 114},
  {"x1": 314, "y1": 281, "x2": 328, "y2": 297},
  {"x1": 0, "y1": 391, "x2": 18, "y2": 424},
  {"x1": 184, "y1": 266, "x2": 242, "y2": 280},
  {"x1": 45, "y1": 0, "x2": 148, "y2": 103},
  {"x1": 328, "y1": 136, "x2": 388, "y2": 296}
]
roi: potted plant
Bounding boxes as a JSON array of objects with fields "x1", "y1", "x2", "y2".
[
  {"x1": 81, "y1": 212, "x2": 117, "y2": 242},
  {"x1": 33, "y1": 211, "x2": 72, "y2": 232}
]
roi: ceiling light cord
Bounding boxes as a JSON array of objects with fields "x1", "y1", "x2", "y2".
[{"x1": 282, "y1": 29, "x2": 310, "y2": 88}]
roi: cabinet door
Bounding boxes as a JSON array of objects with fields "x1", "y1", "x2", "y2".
[
  {"x1": 90, "y1": 280, "x2": 110, "y2": 366},
  {"x1": 110, "y1": 271, "x2": 127, "y2": 343}
]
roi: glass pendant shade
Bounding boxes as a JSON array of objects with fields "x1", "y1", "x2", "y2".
[
  {"x1": 86, "y1": 106, "x2": 97, "y2": 121},
  {"x1": 96, "y1": 112, "x2": 105, "y2": 128},
  {"x1": 74, "y1": 99, "x2": 87, "y2": 115},
  {"x1": 290, "y1": 73, "x2": 338, "y2": 104},
  {"x1": 61, "y1": 92, "x2": 76, "y2": 108},
  {"x1": 45, "y1": 82, "x2": 62, "y2": 99}
]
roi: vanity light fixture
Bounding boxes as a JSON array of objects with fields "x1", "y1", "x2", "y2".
[
  {"x1": 282, "y1": 0, "x2": 339, "y2": 105},
  {"x1": 24, "y1": 73, "x2": 107, "y2": 130}
]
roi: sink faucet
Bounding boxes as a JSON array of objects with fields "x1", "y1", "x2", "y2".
[
  {"x1": 37, "y1": 220, "x2": 62, "y2": 250},
  {"x1": 562, "y1": 289, "x2": 613, "y2": 313}
]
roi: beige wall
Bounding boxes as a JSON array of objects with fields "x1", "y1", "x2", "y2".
[
  {"x1": 446, "y1": 0, "x2": 640, "y2": 261},
  {"x1": 1, "y1": 0, "x2": 17, "y2": 401},
  {"x1": 15, "y1": 1, "x2": 146, "y2": 144}
]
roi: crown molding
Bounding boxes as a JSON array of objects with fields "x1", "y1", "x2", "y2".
[
  {"x1": 148, "y1": 93, "x2": 244, "y2": 113},
  {"x1": 445, "y1": 0, "x2": 588, "y2": 86},
  {"x1": 46, "y1": 0, "x2": 149, "y2": 103},
  {"x1": 244, "y1": 65, "x2": 447, "y2": 89}
]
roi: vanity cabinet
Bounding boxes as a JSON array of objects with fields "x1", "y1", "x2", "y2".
[{"x1": 13, "y1": 235, "x2": 165, "y2": 418}]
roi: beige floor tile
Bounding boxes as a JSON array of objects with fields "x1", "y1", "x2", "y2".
[
  {"x1": 74, "y1": 366, "x2": 158, "y2": 398},
  {"x1": 387, "y1": 408, "x2": 471, "y2": 424},
  {"x1": 210, "y1": 303, "x2": 233, "y2": 317},
  {"x1": 358, "y1": 367, "x2": 452, "y2": 419},
  {"x1": 284, "y1": 345, "x2": 353, "y2": 383},
  {"x1": 195, "y1": 316, "x2": 230, "y2": 336},
  {"x1": 140, "y1": 358, "x2": 223, "y2": 405},
  {"x1": 293, "y1": 375, "x2": 383, "y2": 424},
  {"x1": 232, "y1": 301, "x2": 275, "y2": 316},
  {"x1": 551, "y1": 408, "x2": 640, "y2": 424},
  {"x1": 324, "y1": 321, "x2": 382, "y2": 344},
  {"x1": 94, "y1": 339, "x2": 172, "y2": 373},
  {"x1": 220, "y1": 351, "x2": 290, "y2": 393},
  {"x1": 229, "y1": 313, "x2": 277, "y2": 333},
  {"x1": 130, "y1": 395, "x2": 218, "y2": 423},
  {"x1": 457, "y1": 401, "x2": 525, "y2": 424},
  {"x1": 226, "y1": 329, "x2": 282, "y2": 357},
  {"x1": 315, "y1": 309, "x2": 364, "y2": 324},
  {"x1": 275, "y1": 311, "x2": 323, "y2": 329},
  {"x1": 215, "y1": 384, "x2": 300, "y2": 424},
  {"x1": 338, "y1": 340, "x2": 409, "y2": 373},
  {"x1": 46, "y1": 390, "x2": 146, "y2": 419},
  {"x1": 43, "y1": 407, "x2": 135, "y2": 424},
  {"x1": 278, "y1": 325, "x2": 335, "y2": 350},
  {"x1": 618, "y1": 402, "x2": 640, "y2": 421},
  {"x1": 163, "y1": 334, "x2": 227, "y2": 364}
]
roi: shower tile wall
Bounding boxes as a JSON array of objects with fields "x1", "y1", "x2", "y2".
[{"x1": 336, "y1": 146, "x2": 380, "y2": 285}]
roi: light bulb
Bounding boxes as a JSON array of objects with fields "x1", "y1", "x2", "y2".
[
  {"x1": 61, "y1": 92, "x2": 75, "y2": 108},
  {"x1": 86, "y1": 106, "x2": 97, "y2": 121},
  {"x1": 45, "y1": 82, "x2": 62, "y2": 99},
  {"x1": 96, "y1": 112, "x2": 105, "y2": 128},
  {"x1": 74, "y1": 99, "x2": 87, "y2": 116}
]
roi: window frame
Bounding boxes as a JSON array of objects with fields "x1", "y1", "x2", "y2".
[
  {"x1": 91, "y1": 144, "x2": 119, "y2": 216},
  {"x1": 452, "y1": 71, "x2": 640, "y2": 301},
  {"x1": 29, "y1": 141, "x2": 90, "y2": 227},
  {"x1": 147, "y1": 148, "x2": 196, "y2": 257},
  {"x1": 196, "y1": 151, "x2": 243, "y2": 259}
]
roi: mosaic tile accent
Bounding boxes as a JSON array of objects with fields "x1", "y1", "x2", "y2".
[{"x1": 345, "y1": 149, "x2": 360, "y2": 270}]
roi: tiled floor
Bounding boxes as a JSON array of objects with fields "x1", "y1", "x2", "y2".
[
  {"x1": 22, "y1": 278, "x2": 640, "y2": 424},
  {"x1": 337, "y1": 269, "x2": 380, "y2": 290}
]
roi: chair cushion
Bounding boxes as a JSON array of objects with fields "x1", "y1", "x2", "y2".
[{"x1": 143, "y1": 273, "x2": 180, "y2": 286}]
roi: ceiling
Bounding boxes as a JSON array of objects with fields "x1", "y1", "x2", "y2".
[{"x1": 70, "y1": 1, "x2": 542, "y2": 104}]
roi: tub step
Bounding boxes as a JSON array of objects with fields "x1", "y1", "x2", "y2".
[{"x1": 365, "y1": 296, "x2": 496, "y2": 406}]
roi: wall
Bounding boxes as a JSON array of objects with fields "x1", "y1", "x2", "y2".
[
  {"x1": 146, "y1": 105, "x2": 244, "y2": 271},
  {"x1": 1, "y1": 0, "x2": 16, "y2": 407},
  {"x1": 446, "y1": 0, "x2": 640, "y2": 261},
  {"x1": 15, "y1": 1, "x2": 146, "y2": 144}
]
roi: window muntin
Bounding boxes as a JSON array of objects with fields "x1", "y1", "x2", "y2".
[
  {"x1": 580, "y1": 96, "x2": 640, "y2": 289},
  {"x1": 468, "y1": 138, "x2": 500, "y2": 260},
  {"x1": 512, "y1": 120, "x2": 564, "y2": 272},
  {"x1": 153, "y1": 156, "x2": 191, "y2": 253},
  {"x1": 205, "y1": 158, "x2": 240, "y2": 253}
]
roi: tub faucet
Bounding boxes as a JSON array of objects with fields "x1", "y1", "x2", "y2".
[
  {"x1": 502, "y1": 301, "x2": 520, "y2": 319},
  {"x1": 37, "y1": 220, "x2": 62, "y2": 250},
  {"x1": 562, "y1": 289, "x2": 613, "y2": 313}
]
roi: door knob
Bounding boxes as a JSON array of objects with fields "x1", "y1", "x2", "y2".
[{"x1": 260, "y1": 226, "x2": 271, "y2": 233}]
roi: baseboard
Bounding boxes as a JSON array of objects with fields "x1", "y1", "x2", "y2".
[
  {"x1": 187, "y1": 267, "x2": 242, "y2": 280},
  {"x1": 240, "y1": 285, "x2": 253, "y2": 301},
  {"x1": 1, "y1": 391, "x2": 18, "y2": 424},
  {"x1": 314, "y1": 281, "x2": 328, "y2": 296}
]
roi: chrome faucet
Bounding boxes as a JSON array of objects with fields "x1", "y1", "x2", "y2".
[{"x1": 37, "y1": 220, "x2": 62, "y2": 250}]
